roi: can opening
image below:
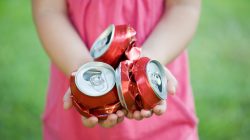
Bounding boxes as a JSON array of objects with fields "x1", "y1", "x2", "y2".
[
  {"x1": 75, "y1": 62, "x2": 116, "y2": 97},
  {"x1": 83, "y1": 69, "x2": 107, "y2": 92},
  {"x1": 150, "y1": 72, "x2": 163, "y2": 93},
  {"x1": 90, "y1": 24, "x2": 115, "y2": 59},
  {"x1": 146, "y1": 60, "x2": 167, "y2": 100}
]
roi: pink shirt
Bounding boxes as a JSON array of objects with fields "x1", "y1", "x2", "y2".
[{"x1": 43, "y1": 0, "x2": 199, "y2": 139}]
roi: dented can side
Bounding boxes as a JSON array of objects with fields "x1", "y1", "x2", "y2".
[
  {"x1": 132, "y1": 57, "x2": 167, "y2": 109},
  {"x1": 115, "y1": 61, "x2": 137, "y2": 111},
  {"x1": 90, "y1": 24, "x2": 137, "y2": 68},
  {"x1": 70, "y1": 62, "x2": 121, "y2": 118}
]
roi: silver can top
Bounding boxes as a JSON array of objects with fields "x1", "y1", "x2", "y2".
[
  {"x1": 146, "y1": 60, "x2": 167, "y2": 100},
  {"x1": 75, "y1": 62, "x2": 116, "y2": 97},
  {"x1": 90, "y1": 24, "x2": 115, "y2": 59},
  {"x1": 115, "y1": 64, "x2": 128, "y2": 110}
]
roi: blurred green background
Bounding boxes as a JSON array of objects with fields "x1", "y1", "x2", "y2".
[{"x1": 0, "y1": 0, "x2": 249, "y2": 140}]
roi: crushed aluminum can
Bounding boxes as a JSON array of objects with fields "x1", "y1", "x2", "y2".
[
  {"x1": 90, "y1": 24, "x2": 138, "y2": 68},
  {"x1": 132, "y1": 57, "x2": 167, "y2": 110},
  {"x1": 115, "y1": 57, "x2": 167, "y2": 111},
  {"x1": 115, "y1": 60, "x2": 138, "y2": 111},
  {"x1": 70, "y1": 62, "x2": 121, "y2": 119}
]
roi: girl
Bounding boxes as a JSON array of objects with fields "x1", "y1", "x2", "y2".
[{"x1": 32, "y1": 0, "x2": 201, "y2": 139}]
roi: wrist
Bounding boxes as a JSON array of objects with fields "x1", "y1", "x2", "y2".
[{"x1": 66, "y1": 56, "x2": 93, "y2": 77}]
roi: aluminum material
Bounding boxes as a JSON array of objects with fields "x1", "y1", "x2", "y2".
[
  {"x1": 146, "y1": 60, "x2": 167, "y2": 100},
  {"x1": 115, "y1": 63, "x2": 128, "y2": 110},
  {"x1": 90, "y1": 24, "x2": 115, "y2": 59},
  {"x1": 90, "y1": 24, "x2": 138, "y2": 68},
  {"x1": 132, "y1": 57, "x2": 163, "y2": 109},
  {"x1": 75, "y1": 62, "x2": 116, "y2": 97}
]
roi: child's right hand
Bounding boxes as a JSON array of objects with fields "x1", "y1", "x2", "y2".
[
  {"x1": 125, "y1": 67, "x2": 177, "y2": 120},
  {"x1": 63, "y1": 89, "x2": 127, "y2": 128}
]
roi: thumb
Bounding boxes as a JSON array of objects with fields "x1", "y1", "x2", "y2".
[
  {"x1": 164, "y1": 68, "x2": 178, "y2": 95},
  {"x1": 63, "y1": 88, "x2": 73, "y2": 110}
]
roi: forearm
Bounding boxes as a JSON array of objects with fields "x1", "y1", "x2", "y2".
[
  {"x1": 142, "y1": 0, "x2": 201, "y2": 64},
  {"x1": 32, "y1": 0, "x2": 92, "y2": 77}
]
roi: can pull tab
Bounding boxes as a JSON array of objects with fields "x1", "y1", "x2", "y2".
[
  {"x1": 83, "y1": 69, "x2": 108, "y2": 92},
  {"x1": 150, "y1": 72, "x2": 162, "y2": 92}
]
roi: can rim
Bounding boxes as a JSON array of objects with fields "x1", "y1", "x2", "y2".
[
  {"x1": 146, "y1": 60, "x2": 167, "y2": 100},
  {"x1": 75, "y1": 62, "x2": 116, "y2": 97},
  {"x1": 90, "y1": 24, "x2": 115, "y2": 59},
  {"x1": 115, "y1": 63, "x2": 128, "y2": 110}
]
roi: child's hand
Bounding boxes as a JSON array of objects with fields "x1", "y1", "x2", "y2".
[
  {"x1": 63, "y1": 89, "x2": 127, "y2": 128},
  {"x1": 126, "y1": 68, "x2": 177, "y2": 120}
]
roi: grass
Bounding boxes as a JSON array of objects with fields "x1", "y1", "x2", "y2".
[
  {"x1": 0, "y1": 1, "x2": 48, "y2": 140},
  {"x1": 189, "y1": 0, "x2": 250, "y2": 139},
  {"x1": 0, "y1": 0, "x2": 249, "y2": 140}
]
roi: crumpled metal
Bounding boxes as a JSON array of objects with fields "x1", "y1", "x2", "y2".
[
  {"x1": 70, "y1": 24, "x2": 166, "y2": 118},
  {"x1": 70, "y1": 72, "x2": 121, "y2": 119},
  {"x1": 94, "y1": 25, "x2": 140, "y2": 68},
  {"x1": 118, "y1": 57, "x2": 165, "y2": 111}
]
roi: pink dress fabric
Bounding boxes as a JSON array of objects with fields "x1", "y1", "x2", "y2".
[{"x1": 43, "y1": 0, "x2": 199, "y2": 140}]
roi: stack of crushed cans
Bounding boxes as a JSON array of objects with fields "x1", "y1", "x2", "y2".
[{"x1": 70, "y1": 24, "x2": 167, "y2": 119}]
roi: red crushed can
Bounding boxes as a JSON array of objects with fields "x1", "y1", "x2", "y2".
[
  {"x1": 132, "y1": 57, "x2": 167, "y2": 109},
  {"x1": 115, "y1": 60, "x2": 138, "y2": 111},
  {"x1": 116, "y1": 57, "x2": 167, "y2": 111},
  {"x1": 90, "y1": 24, "x2": 137, "y2": 68},
  {"x1": 70, "y1": 62, "x2": 121, "y2": 119}
]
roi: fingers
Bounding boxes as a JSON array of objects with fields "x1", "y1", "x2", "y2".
[
  {"x1": 127, "y1": 109, "x2": 152, "y2": 120},
  {"x1": 99, "y1": 114, "x2": 118, "y2": 128},
  {"x1": 63, "y1": 88, "x2": 73, "y2": 110},
  {"x1": 126, "y1": 100, "x2": 167, "y2": 120},
  {"x1": 127, "y1": 111, "x2": 133, "y2": 119},
  {"x1": 164, "y1": 68, "x2": 178, "y2": 95},
  {"x1": 153, "y1": 100, "x2": 167, "y2": 116},
  {"x1": 140, "y1": 109, "x2": 152, "y2": 118},
  {"x1": 116, "y1": 109, "x2": 126, "y2": 124},
  {"x1": 124, "y1": 68, "x2": 175, "y2": 120},
  {"x1": 81, "y1": 104, "x2": 166, "y2": 128},
  {"x1": 82, "y1": 116, "x2": 98, "y2": 128},
  {"x1": 74, "y1": 68, "x2": 174, "y2": 127},
  {"x1": 99, "y1": 110, "x2": 126, "y2": 128},
  {"x1": 95, "y1": 109, "x2": 126, "y2": 128},
  {"x1": 133, "y1": 111, "x2": 143, "y2": 120},
  {"x1": 82, "y1": 109, "x2": 126, "y2": 128}
]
